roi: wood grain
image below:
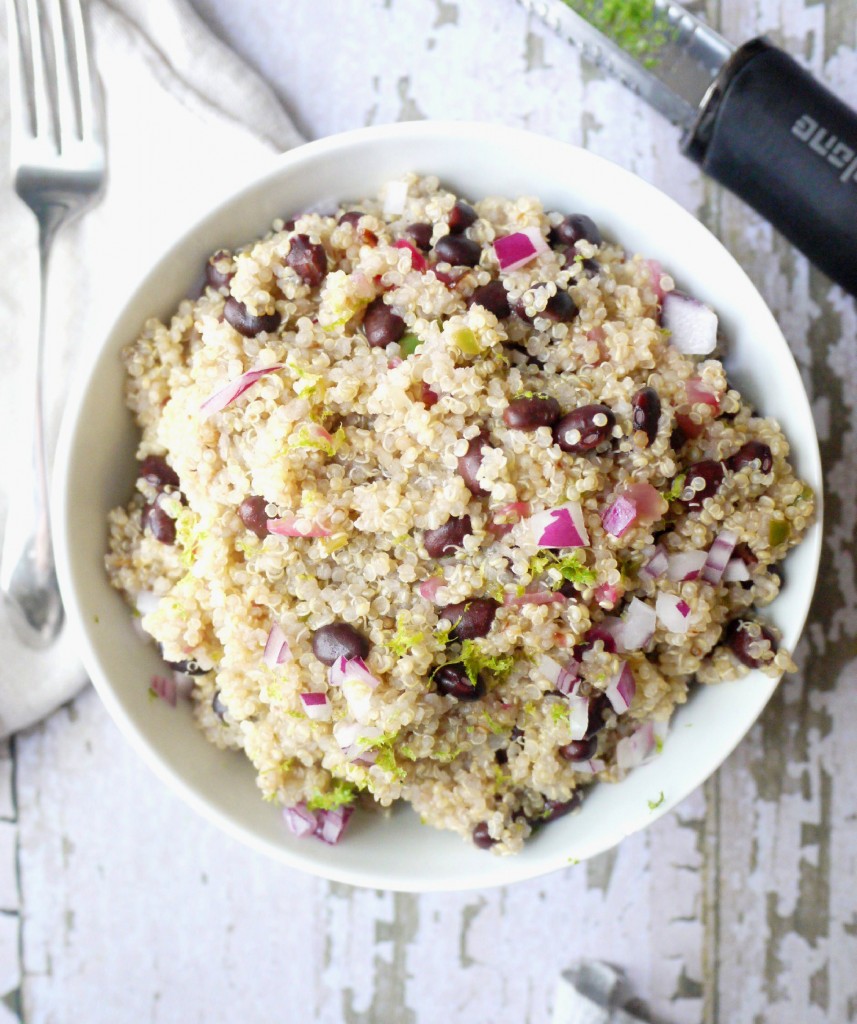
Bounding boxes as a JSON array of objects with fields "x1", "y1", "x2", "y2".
[{"x1": 3, "y1": 1, "x2": 856, "y2": 1021}]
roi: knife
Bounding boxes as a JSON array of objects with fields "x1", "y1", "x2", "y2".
[{"x1": 518, "y1": 0, "x2": 857, "y2": 297}]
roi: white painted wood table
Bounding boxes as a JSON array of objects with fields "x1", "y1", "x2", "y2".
[{"x1": 3, "y1": 1, "x2": 856, "y2": 1021}]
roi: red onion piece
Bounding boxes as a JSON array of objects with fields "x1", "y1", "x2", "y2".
[
  {"x1": 605, "y1": 661, "x2": 636, "y2": 714},
  {"x1": 172, "y1": 672, "x2": 195, "y2": 701},
  {"x1": 594, "y1": 583, "x2": 623, "y2": 608},
  {"x1": 494, "y1": 228, "x2": 548, "y2": 272},
  {"x1": 528, "y1": 501, "x2": 589, "y2": 548},
  {"x1": 316, "y1": 805, "x2": 354, "y2": 845},
  {"x1": 702, "y1": 528, "x2": 739, "y2": 584},
  {"x1": 648, "y1": 259, "x2": 665, "y2": 302},
  {"x1": 283, "y1": 803, "x2": 318, "y2": 839},
  {"x1": 616, "y1": 721, "x2": 656, "y2": 771},
  {"x1": 488, "y1": 501, "x2": 531, "y2": 538},
  {"x1": 263, "y1": 622, "x2": 292, "y2": 668},
  {"x1": 300, "y1": 692, "x2": 331, "y2": 722},
  {"x1": 200, "y1": 364, "x2": 284, "y2": 417},
  {"x1": 601, "y1": 495, "x2": 638, "y2": 538},
  {"x1": 537, "y1": 654, "x2": 580, "y2": 695},
  {"x1": 267, "y1": 515, "x2": 332, "y2": 539},
  {"x1": 662, "y1": 291, "x2": 718, "y2": 355},
  {"x1": 685, "y1": 376, "x2": 720, "y2": 409},
  {"x1": 504, "y1": 589, "x2": 568, "y2": 607},
  {"x1": 616, "y1": 598, "x2": 656, "y2": 652},
  {"x1": 656, "y1": 592, "x2": 692, "y2": 633},
  {"x1": 383, "y1": 180, "x2": 408, "y2": 216},
  {"x1": 572, "y1": 757, "x2": 607, "y2": 776},
  {"x1": 394, "y1": 239, "x2": 427, "y2": 272},
  {"x1": 418, "y1": 577, "x2": 444, "y2": 602},
  {"x1": 640, "y1": 547, "x2": 669, "y2": 580},
  {"x1": 150, "y1": 674, "x2": 177, "y2": 707},
  {"x1": 622, "y1": 482, "x2": 667, "y2": 523},
  {"x1": 328, "y1": 656, "x2": 381, "y2": 691},
  {"x1": 666, "y1": 550, "x2": 707, "y2": 582},
  {"x1": 567, "y1": 695, "x2": 590, "y2": 740},
  {"x1": 723, "y1": 558, "x2": 751, "y2": 582}
]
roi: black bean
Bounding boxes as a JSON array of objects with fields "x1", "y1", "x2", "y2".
[
  {"x1": 238, "y1": 495, "x2": 269, "y2": 539},
  {"x1": 205, "y1": 250, "x2": 233, "y2": 290},
  {"x1": 338, "y1": 211, "x2": 363, "y2": 226},
  {"x1": 558, "y1": 579, "x2": 577, "y2": 598},
  {"x1": 536, "y1": 793, "x2": 582, "y2": 824},
  {"x1": 434, "y1": 234, "x2": 481, "y2": 267},
  {"x1": 726, "y1": 440, "x2": 773, "y2": 475},
  {"x1": 424, "y1": 515, "x2": 473, "y2": 558},
  {"x1": 550, "y1": 213, "x2": 602, "y2": 247},
  {"x1": 439, "y1": 598, "x2": 499, "y2": 641},
  {"x1": 467, "y1": 280, "x2": 511, "y2": 319},
  {"x1": 724, "y1": 618, "x2": 777, "y2": 669},
  {"x1": 363, "y1": 296, "x2": 406, "y2": 348},
  {"x1": 683, "y1": 460, "x2": 725, "y2": 510},
  {"x1": 311, "y1": 622, "x2": 370, "y2": 666},
  {"x1": 212, "y1": 691, "x2": 227, "y2": 721},
  {"x1": 734, "y1": 542, "x2": 759, "y2": 568},
  {"x1": 495, "y1": 748, "x2": 508, "y2": 765},
  {"x1": 584, "y1": 693, "x2": 611, "y2": 739},
  {"x1": 434, "y1": 662, "x2": 485, "y2": 701},
  {"x1": 558, "y1": 736, "x2": 598, "y2": 762},
  {"x1": 553, "y1": 404, "x2": 616, "y2": 453},
  {"x1": 143, "y1": 505, "x2": 176, "y2": 545},
  {"x1": 632, "y1": 386, "x2": 661, "y2": 447},
  {"x1": 286, "y1": 234, "x2": 328, "y2": 287},
  {"x1": 224, "y1": 296, "x2": 281, "y2": 338},
  {"x1": 512, "y1": 289, "x2": 577, "y2": 324},
  {"x1": 472, "y1": 821, "x2": 497, "y2": 849},
  {"x1": 419, "y1": 382, "x2": 439, "y2": 408},
  {"x1": 448, "y1": 200, "x2": 477, "y2": 233},
  {"x1": 405, "y1": 222, "x2": 433, "y2": 250},
  {"x1": 138, "y1": 455, "x2": 179, "y2": 491},
  {"x1": 457, "y1": 432, "x2": 490, "y2": 495},
  {"x1": 504, "y1": 395, "x2": 562, "y2": 431},
  {"x1": 168, "y1": 658, "x2": 209, "y2": 675},
  {"x1": 670, "y1": 424, "x2": 688, "y2": 451}
]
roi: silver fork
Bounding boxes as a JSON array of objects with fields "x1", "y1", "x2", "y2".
[{"x1": 1, "y1": 0, "x2": 105, "y2": 647}]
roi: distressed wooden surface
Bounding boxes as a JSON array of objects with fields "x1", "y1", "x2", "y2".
[{"x1": 3, "y1": 1, "x2": 856, "y2": 1021}]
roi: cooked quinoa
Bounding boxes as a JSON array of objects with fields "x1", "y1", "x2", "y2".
[{"x1": 106, "y1": 174, "x2": 814, "y2": 854}]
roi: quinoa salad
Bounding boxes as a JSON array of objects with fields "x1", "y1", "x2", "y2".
[{"x1": 106, "y1": 175, "x2": 815, "y2": 855}]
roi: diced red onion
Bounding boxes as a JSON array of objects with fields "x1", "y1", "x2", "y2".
[
  {"x1": 418, "y1": 577, "x2": 444, "y2": 602},
  {"x1": 594, "y1": 583, "x2": 622, "y2": 608},
  {"x1": 685, "y1": 376, "x2": 720, "y2": 408},
  {"x1": 702, "y1": 528, "x2": 739, "y2": 584},
  {"x1": 263, "y1": 622, "x2": 292, "y2": 668},
  {"x1": 605, "y1": 661, "x2": 636, "y2": 714},
  {"x1": 572, "y1": 758, "x2": 607, "y2": 776},
  {"x1": 528, "y1": 501, "x2": 589, "y2": 548},
  {"x1": 666, "y1": 550, "x2": 707, "y2": 582},
  {"x1": 640, "y1": 547, "x2": 669, "y2": 580},
  {"x1": 656, "y1": 592, "x2": 692, "y2": 633},
  {"x1": 537, "y1": 654, "x2": 580, "y2": 695},
  {"x1": 648, "y1": 259, "x2": 665, "y2": 302},
  {"x1": 283, "y1": 803, "x2": 318, "y2": 838},
  {"x1": 723, "y1": 558, "x2": 751, "y2": 582},
  {"x1": 393, "y1": 239, "x2": 427, "y2": 273},
  {"x1": 383, "y1": 179, "x2": 408, "y2": 216},
  {"x1": 586, "y1": 621, "x2": 619, "y2": 652},
  {"x1": 172, "y1": 672, "x2": 195, "y2": 701},
  {"x1": 150, "y1": 674, "x2": 177, "y2": 707},
  {"x1": 503, "y1": 589, "x2": 568, "y2": 607},
  {"x1": 622, "y1": 482, "x2": 667, "y2": 523},
  {"x1": 616, "y1": 721, "x2": 656, "y2": 771},
  {"x1": 300, "y1": 692, "x2": 331, "y2": 722},
  {"x1": 601, "y1": 495, "x2": 638, "y2": 538},
  {"x1": 316, "y1": 805, "x2": 354, "y2": 845},
  {"x1": 488, "y1": 501, "x2": 531, "y2": 538},
  {"x1": 616, "y1": 598, "x2": 656, "y2": 652},
  {"x1": 267, "y1": 515, "x2": 332, "y2": 538},
  {"x1": 662, "y1": 291, "x2": 718, "y2": 355},
  {"x1": 567, "y1": 695, "x2": 589, "y2": 740},
  {"x1": 341, "y1": 676, "x2": 377, "y2": 724},
  {"x1": 200, "y1": 364, "x2": 284, "y2": 417},
  {"x1": 328, "y1": 657, "x2": 380, "y2": 691},
  {"x1": 493, "y1": 228, "x2": 548, "y2": 272}
]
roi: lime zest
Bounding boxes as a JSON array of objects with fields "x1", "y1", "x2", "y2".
[
  {"x1": 648, "y1": 791, "x2": 666, "y2": 811},
  {"x1": 529, "y1": 551, "x2": 597, "y2": 590},
  {"x1": 461, "y1": 640, "x2": 514, "y2": 687},
  {"x1": 663, "y1": 473, "x2": 686, "y2": 503},
  {"x1": 307, "y1": 779, "x2": 358, "y2": 811},
  {"x1": 399, "y1": 333, "x2": 422, "y2": 356},
  {"x1": 388, "y1": 613, "x2": 425, "y2": 657}
]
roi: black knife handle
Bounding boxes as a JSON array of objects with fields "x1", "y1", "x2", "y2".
[{"x1": 683, "y1": 38, "x2": 857, "y2": 297}]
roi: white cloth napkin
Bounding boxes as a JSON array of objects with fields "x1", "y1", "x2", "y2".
[
  {"x1": 552, "y1": 961, "x2": 654, "y2": 1024},
  {"x1": 0, "y1": 0, "x2": 301, "y2": 737}
]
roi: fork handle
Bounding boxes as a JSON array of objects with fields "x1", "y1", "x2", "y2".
[{"x1": 0, "y1": 208, "x2": 66, "y2": 647}]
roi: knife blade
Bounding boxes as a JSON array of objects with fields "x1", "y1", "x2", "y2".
[{"x1": 519, "y1": 0, "x2": 857, "y2": 298}]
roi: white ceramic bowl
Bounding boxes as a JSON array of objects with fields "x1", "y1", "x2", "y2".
[{"x1": 54, "y1": 121, "x2": 823, "y2": 892}]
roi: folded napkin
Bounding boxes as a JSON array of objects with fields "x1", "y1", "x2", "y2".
[
  {"x1": 553, "y1": 961, "x2": 655, "y2": 1024},
  {"x1": 0, "y1": 0, "x2": 301, "y2": 737}
]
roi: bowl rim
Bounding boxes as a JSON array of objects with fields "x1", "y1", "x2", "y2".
[{"x1": 54, "y1": 119, "x2": 824, "y2": 891}]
